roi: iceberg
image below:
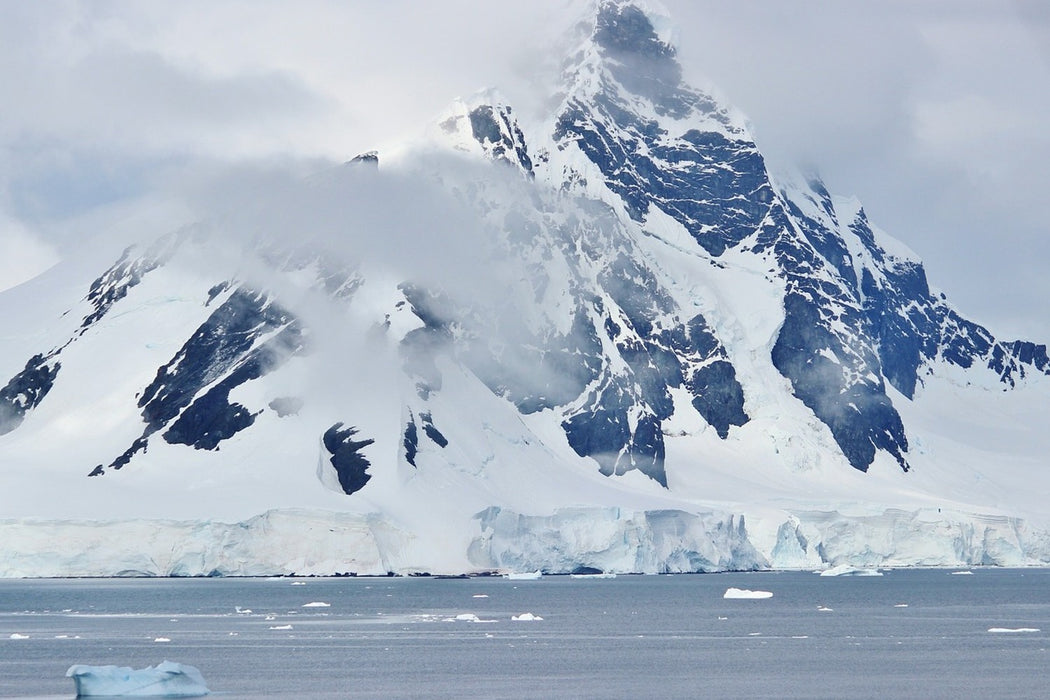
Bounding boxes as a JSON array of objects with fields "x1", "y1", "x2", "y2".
[
  {"x1": 511, "y1": 612, "x2": 543, "y2": 621},
  {"x1": 66, "y1": 661, "x2": 209, "y2": 697},
  {"x1": 819, "y1": 565, "x2": 883, "y2": 577},
  {"x1": 723, "y1": 587, "x2": 773, "y2": 599},
  {"x1": 450, "y1": 613, "x2": 496, "y2": 623}
]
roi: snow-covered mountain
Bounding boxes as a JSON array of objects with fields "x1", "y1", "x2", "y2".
[{"x1": 3, "y1": 1, "x2": 1049, "y2": 577}]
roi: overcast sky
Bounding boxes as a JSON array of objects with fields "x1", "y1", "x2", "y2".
[{"x1": 1, "y1": 0, "x2": 1047, "y2": 339}]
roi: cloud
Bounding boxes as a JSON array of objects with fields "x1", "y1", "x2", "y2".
[
  {"x1": 0, "y1": 29, "x2": 329, "y2": 160},
  {"x1": 0, "y1": 216, "x2": 58, "y2": 292},
  {"x1": 0, "y1": 0, "x2": 1045, "y2": 339}
]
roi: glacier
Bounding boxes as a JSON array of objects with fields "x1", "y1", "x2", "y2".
[
  {"x1": 2, "y1": 505, "x2": 1048, "y2": 578},
  {"x1": 66, "y1": 661, "x2": 209, "y2": 697},
  {"x1": 1, "y1": 1, "x2": 1050, "y2": 577}
]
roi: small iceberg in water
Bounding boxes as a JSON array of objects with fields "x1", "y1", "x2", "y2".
[
  {"x1": 512, "y1": 612, "x2": 544, "y2": 621},
  {"x1": 66, "y1": 661, "x2": 209, "y2": 697},
  {"x1": 723, "y1": 587, "x2": 773, "y2": 599},
  {"x1": 505, "y1": 571, "x2": 542, "y2": 580},
  {"x1": 819, "y1": 565, "x2": 883, "y2": 577}
]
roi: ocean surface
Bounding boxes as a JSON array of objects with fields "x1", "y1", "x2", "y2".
[{"x1": 1, "y1": 569, "x2": 1048, "y2": 699}]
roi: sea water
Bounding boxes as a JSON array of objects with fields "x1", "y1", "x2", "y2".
[{"x1": 1, "y1": 569, "x2": 1048, "y2": 699}]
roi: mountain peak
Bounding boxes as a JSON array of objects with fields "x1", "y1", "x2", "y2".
[
  {"x1": 583, "y1": 1, "x2": 688, "y2": 116},
  {"x1": 427, "y1": 91, "x2": 535, "y2": 177},
  {"x1": 592, "y1": 1, "x2": 678, "y2": 60}
]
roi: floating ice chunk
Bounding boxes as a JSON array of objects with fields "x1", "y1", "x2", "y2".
[
  {"x1": 153, "y1": 637, "x2": 171, "y2": 643},
  {"x1": 505, "y1": 571, "x2": 542, "y2": 580},
  {"x1": 987, "y1": 627, "x2": 1040, "y2": 633},
  {"x1": 301, "y1": 602, "x2": 330, "y2": 608},
  {"x1": 234, "y1": 607, "x2": 252, "y2": 614},
  {"x1": 511, "y1": 613, "x2": 543, "y2": 621},
  {"x1": 290, "y1": 582, "x2": 306, "y2": 586},
  {"x1": 446, "y1": 613, "x2": 497, "y2": 623},
  {"x1": 723, "y1": 587, "x2": 773, "y2": 599},
  {"x1": 66, "y1": 661, "x2": 209, "y2": 697},
  {"x1": 268, "y1": 624, "x2": 293, "y2": 630},
  {"x1": 951, "y1": 570, "x2": 974, "y2": 575},
  {"x1": 10, "y1": 633, "x2": 29, "y2": 639},
  {"x1": 472, "y1": 594, "x2": 489, "y2": 599},
  {"x1": 894, "y1": 604, "x2": 909, "y2": 608},
  {"x1": 817, "y1": 606, "x2": 833, "y2": 612},
  {"x1": 819, "y1": 565, "x2": 882, "y2": 577}
]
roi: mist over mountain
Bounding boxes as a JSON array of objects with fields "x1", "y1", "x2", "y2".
[{"x1": 2, "y1": 1, "x2": 1048, "y2": 577}]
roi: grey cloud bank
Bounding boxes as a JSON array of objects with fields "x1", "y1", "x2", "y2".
[{"x1": 0, "y1": 0, "x2": 1046, "y2": 338}]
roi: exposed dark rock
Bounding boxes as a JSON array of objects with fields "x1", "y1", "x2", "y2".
[
  {"x1": 322, "y1": 422, "x2": 375, "y2": 495},
  {"x1": 772, "y1": 291, "x2": 909, "y2": 471},
  {"x1": 403, "y1": 415, "x2": 419, "y2": 467},
  {"x1": 687, "y1": 360, "x2": 748, "y2": 439},
  {"x1": 163, "y1": 385, "x2": 260, "y2": 451},
  {"x1": 80, "y1": 235, "x2": 178, "y2": 331},
  {"x1": 399, "y1": 284, "x2": 455, "y2": 399},
  {"x1": 349, "y1": 150, "x2": 378, "y2": 167},
  {"x1": 98, "y1": 286, "x2": 305, "y2": 473},
  {"x1": 554, "y1": 97, "x2": 771, "y2": 256},
  {"x1": 468, "y1": 104, "x2": 534, "y2": 176},
  {"x1": 206, "y1": 282, "x2": 230, "y2": 306},
  {"x1": 555, "y1": 6, "x2": 767, "y2": 256},
  {"x1": 420, "y1": 411, "x2": 448, "y2": 448},
  {"x1": 139, "y1": 287, "x2": 303, "y2": 436},
  {"x1": 402, "y1": 409, "x2": 446, "y2": 468},
  {"x1": 0, "y1": 354, "x2": 60, "y2": 436},
  {"x1": 562, "y1": 370, "x2": 667, "y2": 486},
  {"x1": 109, "y1": 436, "x2": 149, "y2": 471}
]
